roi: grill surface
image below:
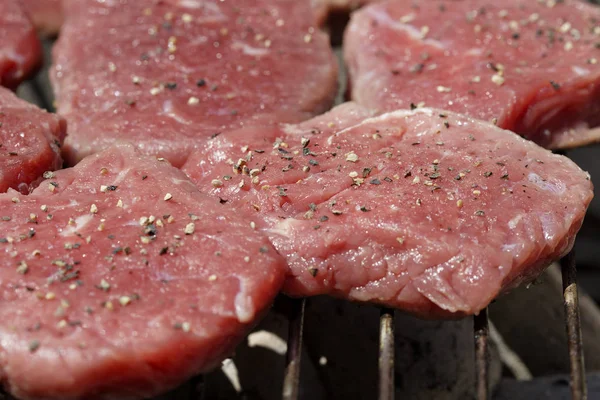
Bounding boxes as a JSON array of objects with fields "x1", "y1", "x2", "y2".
[{"x1": 2, "y1": 18, "x2": 595, "y2": 400}]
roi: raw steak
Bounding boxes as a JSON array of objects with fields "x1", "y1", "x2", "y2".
[
  {"x1": 19, "y1": 0, "x2": 64, "y2": 36},
  {"x1": 52, "y1": 0, "x2": 338, "y2": 167},
  {"x1": 344, "y1": 0, "x2": 600, "y2": 149},
  {"x1": 0, "y1": 86, "x2": 65, "y2": 194},
  {"x1": 182, "y1": 104, "x2": 593, "y2": 318},
  {"x1": 0, "y1": 143, "x2": 285, "y2": 399},
  {"x1": 0, "y1": 0, "x2": 42, "y2": 89}
]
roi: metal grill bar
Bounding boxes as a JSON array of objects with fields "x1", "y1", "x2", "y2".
[
  {"x1": 379, "y1": 308, "x2": 395, "y2": 400},
  {"x1": 474, "y1": 308, "x2": 490, "y2": 400},
  {"x1": 561, "y1": 249, "x2": 588, "y2": 400},
  {"x1": 282, "y1": 299, "x2": 305, "y2": 400}
]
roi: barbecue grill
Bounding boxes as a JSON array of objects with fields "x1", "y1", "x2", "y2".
[{"x1": 6, "y1": 8, "x2": 600, "y2": 398}]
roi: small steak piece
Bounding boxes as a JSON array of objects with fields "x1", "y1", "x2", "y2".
[
  {"x1": 52, "y1": 0, "x2": 338, "y2": 167},
  {"x1": 183, "y1": 104, "x2": 593, "y2": 318},
  {"x1": 0, "y1": 0, "x2": 42, "y2": 89},
  {"x1": 0, "y1": 144, "x2": 285, "y2": 399},
  {"x1": 0, "y1": 86, "x2": 65, "y2": 194},
  {"x1": 19, "y1": 0, "x2": 64, "y2": 36},
  {"x1": 344, "y1": 0, "x2": 600, "y2": 149}
]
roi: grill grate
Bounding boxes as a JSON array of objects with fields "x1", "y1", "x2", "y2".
[
  {"x1": 475, "y1": 309, "x2": 490, "y2": 400},
  {"x1": 5, "y1": 38, "x2": 590, "y2": 400},
  {"x1": 562, "y1": 250, "x2": 587, "y2": 400},
  {"x1": 378, "y1": 309, "x2": 395, "y2": 400},
  {"x1": 280, "y1": 249, "x2": 587, "y2": 400}
]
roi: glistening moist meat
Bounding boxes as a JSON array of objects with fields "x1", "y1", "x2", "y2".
[
  {"x1": 344, "y1": 0, "x2": 600, "y2": 149},
  {"x1": 182, "y1": 104, "x2": 593, "y2": 319},
  {"x1": 0, "y1": 143, "x2": 286, "y2": 400},
  {"x1": 52, "y1": 0, "x2": 338, "y2": 167},
  {"x1": 0, "y1": 0, "x2": 41, "y2": 89},
  {"x1": 19, "y1": 0, "x2": 64, "y2": 36},
  {"x1": 0, "y1": 87, "x2": 65, "y2": 194}
]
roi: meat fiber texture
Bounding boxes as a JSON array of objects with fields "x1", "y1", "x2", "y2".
[
  {"x1": 19, "y1": 0, "x2": 64, "y2": 36},
  {"x1": 0, "y1": 0, "x2": 42, "y2": 89},
  {"x1": 0, "y1": 143, "x2": 286, "y2": 399},
  {"x1": 344, "y1": 0, "x2": 600, "y2": 149},
  {"x1": 0, "y1": 87, "x2": 65, "y2": 194},
  {"x1": 51, "y1": 0, "x2": 339, "y2": 168},
  {"x1": 182, "y1": 103, "x2": 593, "y2": 319}
]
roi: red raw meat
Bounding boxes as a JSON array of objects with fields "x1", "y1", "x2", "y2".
[
  {"x1": 51, "y1": 0, "x2": 338, "y2": 167},
  {"x1": 182, "y1": 104, "x2": 593, "y2": 318},
  {"x1": 0, "y1": 0, "x2": 42, "y2": 89},
  {"x1": 344, "y1": 0, "x2": 600, "y2": 149},
  {"x1": 0, "y1": 87, "x2": 65, "y2": 194},
  {"x1": 0, "y1": 144, "x2": 285, "y2": 399},
  {"x1": 18, "y1": 0, "x2": 64, "y2": 36}
]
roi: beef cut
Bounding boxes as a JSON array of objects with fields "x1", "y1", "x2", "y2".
[
  {"x1": 0, "y1": 87, "x2": 65, "y2": 194},
  {"x1": 0, "y1": 0, "x2": 41, "y2": 89},
  {"x1": 51, "y1": 0, "x2": 338, "y2": 167},
  {"x1": 182, "y1": 104, "x2": 593, "y2": 318},
  {"x1": 19, "y1": 0, "x2": 64, "y2": 36},
  {"x1": 0, "y1": 143, "x2": 285, "y2": 399},
  {"x1": 344, "y1": 0, "x2": 600, "y2": 149}
]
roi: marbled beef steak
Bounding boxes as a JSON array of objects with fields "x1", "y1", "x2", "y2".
[
  {"x1": 52, "y1": 0, "x2": 338, "y2": 167},
  {"x1": 18, "y1": 0, "x2": 64, "y2": 36},
  {"x1": 0, "y1": 0, "x2": 41, "y2": 89},
  {"x1": 0, "y1": 87, "x2": 65, "y2": 194},
  {"x1": 183, "y1": 104, "x2": 593, "y2": 318},
  {"x1": 0, "y1": 144, "x2": 285, "y2": 399},
  {"x1": 344, "y1": 0, "x2": 600, "y2": 149}
]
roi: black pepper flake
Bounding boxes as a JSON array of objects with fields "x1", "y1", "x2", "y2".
[
  {"x1": 410, "y1": 103, "x2": 418, "y2": 110},
  {"x1": 282, "y1": 164, "x2": 293, "y2": 172},
  {"x1": 384, "y1": 177, "x2": 393, "y2": 182},
  {"x1": 475, "y1": 210, "x2": 485, "y2": 216},
  {"x1": 360, "y1": 206, "x2": 370, "y2": 212},
  {"x1": 443, "y1": 121, "x2": 450, "y2": 129},
  {"x1": 468, "y1": 135, "x2": 476, "y2": 141},
  {"x1": 309, "y1": 159, "x2": 319, "y2": 166},
  {"x1": 370, "y1": 178, "x2": 381, "y2": 185},
  {"x1": 278, "y1": 187, "x2": 288, "y2": 197},
  {"x1": 254, "y1": 149, "x2": 264, "y2": 154},
  {"x1": 8, "y1": 152, "x2": 17, "y2": 156},
  {"x1": 159, "y1": 247, "x2": 169, "y2": 255},
  {"x1": 142, "y1": 175, "x2": 148, "y2": 180},
  {"x1": 196, "y1": 79, "x2": 206, "y2": 87},
  {"x1": 484, "y1": 171, "x2": 493, "y2": 177},
  {"x1": 309, "y1": 203, "x2": 317, "y2": 211},
  {"x1": 49, "y1": 182, "x2": 58, "y2": 188},
  {"x1": 550, "y1": 81, "x2": 561, "y2": 90},
  {"x1": 319, "y1": 216, "x2": 329, "y2": 222},
  {"x1": 404, "y1": 170, "x2": 412, "y2": 178},
  {"x1": 259, "y1": 247, "x2": 269, "y2": 253},
  {"x1": 29, "y1": 340, "x2": 40, "y2": 353},
  {"x1": 430, "y1": 173, "x2": 441, "y2": 179},
  {"x1": 501, "y1": 174, "x2": 509, "y2": 180},
  {"x1": 308, "y1": 267, "x2": 318, "y2": 277},
  {"x1": 512, "y1": 32, "x2": 520, "y2": 40},
  {"x1": 165, "y1": 82, "x2": 177, "y2": 90},
  {"x1": 409, "y1": 63, "x2": 424, "y2": 73},
  {"x1": 0, "y1": 238, "x2": 7, "y2": 243}
]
